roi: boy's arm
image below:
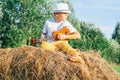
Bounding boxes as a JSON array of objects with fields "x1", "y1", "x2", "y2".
[
  {"x1": 65, "y1": 31, "x2": 80, "y2": 39},
  {"x1": 57, "y1": 31, "x2": 80, "y2": 40},
  {"x1": 67, "y1": 31, "x2": 80, "y2": 39},
  {"x1": 40, "y1": 33, "x2": 46, "y2": 40}
]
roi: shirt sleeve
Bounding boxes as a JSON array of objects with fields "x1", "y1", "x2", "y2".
[{"x1": 42, "y1": 21, "x2": 48, "y2": 34}]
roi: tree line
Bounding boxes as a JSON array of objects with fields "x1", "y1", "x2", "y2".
[{"x1": 0, "y1": 0, "x2": 120, "y2": 63}]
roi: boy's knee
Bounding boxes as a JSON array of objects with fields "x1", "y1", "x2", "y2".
[{"x1": 41, "y1": 42, "x2": 59, "y2": 51}]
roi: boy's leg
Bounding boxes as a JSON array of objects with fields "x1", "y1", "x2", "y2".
[
  {"x1": 41, "y1": 41, "x2": 59, "y2": 51},
  {"x1": 53, "y1": 41, "x2": 80, "y2": 56},
  {"x1": 41, "y1": 41, "x2": 83, "y2": 63},
  {"x1": 53, "y1": 41, "x2": 83, "y2": 63}
]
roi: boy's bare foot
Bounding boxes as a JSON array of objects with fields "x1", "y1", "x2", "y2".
[
  {"x1": 69, "y1": 55, "x2": 83, "y2": 64},
  {"x1": 74, "y1": 49, "x2": 83, "y2": 57}
]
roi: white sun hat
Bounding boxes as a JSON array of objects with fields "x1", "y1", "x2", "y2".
[{"x1": 53, "y1": 3, "x2": 71, "y2": 13}]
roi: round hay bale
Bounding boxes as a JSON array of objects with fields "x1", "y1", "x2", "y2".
[{"x1": 0, "y1": 46, "x2": 119, "y2": 80}]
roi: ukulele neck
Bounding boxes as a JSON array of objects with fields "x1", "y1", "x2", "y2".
[{"x1": 40, "y1": 36, "x2": 54, "y2": 42}]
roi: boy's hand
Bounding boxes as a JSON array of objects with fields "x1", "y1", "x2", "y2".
[{"x1": 57, "y1": 34, "x2": 67, "y2": 40}]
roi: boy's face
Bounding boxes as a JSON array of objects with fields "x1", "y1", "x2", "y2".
[{"x1": 54, "y1": 12, "x2": 68, "y2": 21}]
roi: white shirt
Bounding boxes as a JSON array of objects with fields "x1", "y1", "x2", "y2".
[{"x1": 42, "y1": 18, "x2": 77, "y2": 43}]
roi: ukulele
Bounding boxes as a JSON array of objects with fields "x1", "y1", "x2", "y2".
[{"x1": 30, "y1": 26, "x2": 70, "y2": 44}]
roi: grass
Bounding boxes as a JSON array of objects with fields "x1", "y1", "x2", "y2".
[{"x1": 112, "y1": 64, "x2": 120, "y2": 73}]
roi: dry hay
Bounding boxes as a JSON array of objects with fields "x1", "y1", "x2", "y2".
[{"x1": 0, "y1": 46, "x2": 120, "y2": 80}]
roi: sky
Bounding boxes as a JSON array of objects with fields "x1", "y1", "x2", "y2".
[{"x1": 70, "y1": 0, "x2": 120, "y2": 39}]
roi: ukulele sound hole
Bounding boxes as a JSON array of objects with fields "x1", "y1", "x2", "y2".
[{"x1": 65, "y1": 32, "x2": 68, "y2": 35}]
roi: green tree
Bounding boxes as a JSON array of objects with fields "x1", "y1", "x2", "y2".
[
  {"x1": 112, "y1": 22, "x2": 120, "y2": 44},
  {"x1": 0, "y1": 1, "x2": 2, "y2": 47},
  {"x1": 0, "y1": 0, "x2": 53, "y2": 48},
  {"x1": 108, "y1": 39, "x2": 120, "y2": 63},
  {"x1": 0, "y1": 1, "x2": 1, "y2": 18}
]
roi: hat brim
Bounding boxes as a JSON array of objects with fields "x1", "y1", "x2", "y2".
[{"x1": 53, "y1": 10, "x2": 71, "y2": 13}]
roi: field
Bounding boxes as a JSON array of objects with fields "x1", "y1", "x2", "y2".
[{"x1": 113, "y1": 64, "x2": 120, "y2": 73}]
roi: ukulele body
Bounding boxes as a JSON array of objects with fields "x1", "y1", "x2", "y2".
[{"x1": 52, "y1": 27, "x2": 70, "y2": 41}]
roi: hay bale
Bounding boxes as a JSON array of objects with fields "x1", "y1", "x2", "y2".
[{"x1": 0, "y1": 46, "x2": 119, "y2": 80}]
